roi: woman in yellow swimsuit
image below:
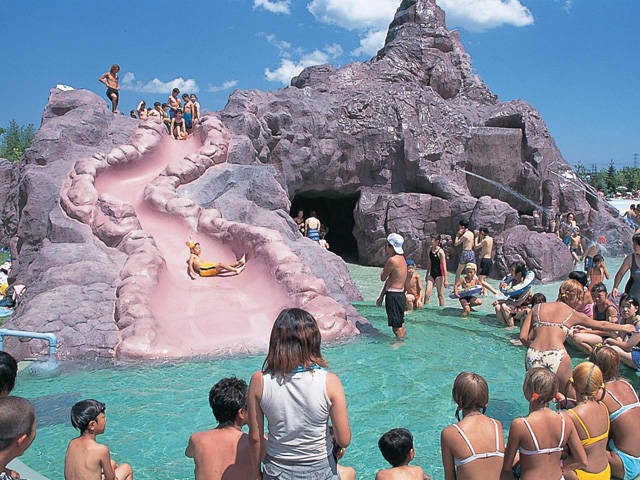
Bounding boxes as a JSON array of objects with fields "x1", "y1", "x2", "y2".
[
  {"x1": 562, "y1": 362, "x2": 611, "y2": 480},
  {"x1": 186, "y1": 242, "x2": 246, "y2": 279}
]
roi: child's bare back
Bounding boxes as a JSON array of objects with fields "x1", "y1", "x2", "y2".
[
  {"x1": 186, "y1": 428, "x2": 255, "y2": 480},
  {"x1": 376, "y1": 464, "x2": 430, "y2": 480},
  {"x1": 64, "y1": 399, "x2": 132, "y2": 480},
  {"x1": 65, "y1": 436, "x2": 113, "y2": 480}
]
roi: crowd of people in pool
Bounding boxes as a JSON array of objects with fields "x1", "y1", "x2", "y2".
[
  {"x1": 370, "y1": 220, "x2": 640, "y2": 478},
  {"x1": 98, "y1": 64, "x2": 201, "y2": 141},
  {"x1": 6, "y1": 308, "x2": 639, "y2": 480}
]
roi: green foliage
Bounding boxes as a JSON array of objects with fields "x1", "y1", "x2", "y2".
[
  {"x1": 0, "y1": 120, "x2": 35, "y2": 162},
  {"x1": 580, "y1": 159, "x2": 640, "y2": 196}
]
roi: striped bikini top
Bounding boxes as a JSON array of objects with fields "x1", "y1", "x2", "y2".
[
  {"x1": 453, "y1": 419, "x2": 504, "y2": 467},
  {"x1": 518, "y1": 414, "x2": 565, "y2": 455}
]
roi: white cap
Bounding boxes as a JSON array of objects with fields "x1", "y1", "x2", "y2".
[{"x1": 386, "y1": 233, "x2": 404, "y2": 254}]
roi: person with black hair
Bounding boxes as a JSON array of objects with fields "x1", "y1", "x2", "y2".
[
  {"x1": 0, "y1": 396, "x2": 36, "y2": 480},
  {"x1": 0, "y1": 352, "x2": 17, "y2": 396},
  {"x1": 186, "y1": 377, "x2": 263, "y2": 479},
  {"x1": 64, "y1": 399, "x2": 132, "y2": 480},
  {"x1": 376, "y1": 428, "x2": 430, "y2": 479}
]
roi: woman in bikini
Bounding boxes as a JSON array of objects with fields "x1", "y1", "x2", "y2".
[
  {"x1": 440, "y1": 372, "x2": 504, "y2": 480},
  {"x1": 186, "y1": 242, "x2": 246, "y2": 279},
  {"x1": 590, "y1": 346, "x2": 640, "y2": 480},
  {"x1": 424, "y1": 234, "x2": 448, "y2": 307},
  {"x1": 502, "y1": 367, "x2": 586, "y2": 480},
  {"x1": 519, "y1": 279, "x2": 636, "y2": 395},
  {"x1": 562, "y1": 362, "x2": 610, "y2": 480}
]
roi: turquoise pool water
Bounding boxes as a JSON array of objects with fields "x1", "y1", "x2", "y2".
[{"x1": 13, "y1": 259, "x2": 638, "y2": 480}]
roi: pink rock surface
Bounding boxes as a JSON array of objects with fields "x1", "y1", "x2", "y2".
[{"x1": 85, "y1": 122, "x2": 357, "y2": 358}]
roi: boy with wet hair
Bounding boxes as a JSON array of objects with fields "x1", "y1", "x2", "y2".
[
  {"x1": 0, "y1": 352, "x2": 17, "y2": 396},
  {"x1": 186, "y1": 377, "x2": 262, "y2": 480},
  {"x1": 64, "y1": 399, "x2": 132, "y2": 480},
  {"x1": 376, "y1": 428, "x2": 431, "y2": 479},
  {"x1": 0, "y1": 396, "x2": 37, "y2": 480}
]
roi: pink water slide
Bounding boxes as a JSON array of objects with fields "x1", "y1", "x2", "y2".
[{"x1": 62, "y1": 116, "x2": 358, "y2": 358}]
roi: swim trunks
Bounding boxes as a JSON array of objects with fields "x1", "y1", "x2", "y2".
[
  {"x1": 459, "y1": 249, "x2": 475, "y2": 265},
  {"x1": 385, "y1": 291, "x2": 405, "y2": 328},
  {"x1": 306, "y1": 228, "x2": 320, "y2": 241},
  {"x1": 608, "y1": 438, "x2": 640, "y2": 480},
  {"x1": 106, "y1": 87, "x2": 119, "y2": 99},
  {"x1": 632, "y1": 349, "x2": 640, "y2": 370},
  {"x1": 199, "y1": 262, "x2": 220, "y2": 277},
  {"x1": 525, "y1": 347, "x2": 565, "y2": 373},
  {"x1": 184, "y1": 112, "x2": 193, "y2": 129},
  {"x1": 479, "y1": 258, "x2": 492, "y2": 276}
]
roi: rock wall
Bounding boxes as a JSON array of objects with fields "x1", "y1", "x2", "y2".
[
  {"x1": 0, "y1": 0, "x2": 631, "y2": 359},
  {"x1": 218, "y1": 0, "x2": 630, "y2": 275}
]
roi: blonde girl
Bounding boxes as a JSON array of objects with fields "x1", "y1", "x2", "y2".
[{"x1": 562, "y1": 362, "x2": 610, "y2": 480}]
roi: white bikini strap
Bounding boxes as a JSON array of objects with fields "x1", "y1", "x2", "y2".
[
  {"x1": 521, "y1": 417, "x2": 540, "y2": 450},
  {"x1": 492, "y1": 418, "x2": 500, "y2": 450},
  {"x1": 557, "y1": 414, "x2": 565, "y2": 447},
  {"x1": 453, "y1": 424, "x2": 476, "y2": 455}
]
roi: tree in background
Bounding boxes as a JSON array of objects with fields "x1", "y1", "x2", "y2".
[
  {"x1": 0, "y1": 120, "x2": 35, "y2": 162},
  {"x1": 576, "y1": 159, "x2": 640, "y2": 197}
]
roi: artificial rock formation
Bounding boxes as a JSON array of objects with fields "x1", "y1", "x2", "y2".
[{"x1": 0, "y1": 0, "x2": 630, "y2": 359}]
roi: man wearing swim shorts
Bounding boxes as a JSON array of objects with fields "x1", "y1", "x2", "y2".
[
  {"x1": 454, "y1": 219, "x2": 475, "y2": 282},
  {"x1": 474, "y1": 227, "x2": 497, "y2": 294},
  {"x1": 98, "y1": 64, "x2": 120, "y2": 113},
  {"x1": 377, "y1": 233, "x2": 407, "y2": 339}
]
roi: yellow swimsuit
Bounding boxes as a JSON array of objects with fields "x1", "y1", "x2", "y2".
[
  {"x1": 569, "y1": 404, "x2": 611, "y2": 480},
  {"x1": 198, "y1": 262, "x2": 220, "y2": 277}
]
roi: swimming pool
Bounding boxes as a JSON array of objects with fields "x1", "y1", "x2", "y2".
[{"x1": 13, "y1": 260, "x2": 637, "y2": 480}]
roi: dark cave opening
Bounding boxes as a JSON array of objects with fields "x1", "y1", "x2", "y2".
[{"x1": 290, "y1": 192, "x2": 360, "y2": 262}]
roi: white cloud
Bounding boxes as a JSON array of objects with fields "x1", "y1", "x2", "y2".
[
  {"x1": 307, "y1": 0, "x2": 535, "y2": 58},
  {"x1": 438, "y1": 0, "x2": 534, "y2": 32},
  {"x1": 121, "y1": 72, "x2": 199, "y2": 94},
  {"x1": 207, "y1": 80, "x2": 239, "y2": 93},
  {"x1": 351, "y1": 29, "x2": 387, "y2": 57},
  {"x1": 253, "y1": 0, "x2": 290, "y2": 14},
  {"x1": 265, "y1": 49, "x2": 334, "y2": 84},
  {"x1": 264, "y1": 34, "x2": 292, "y2": 52},
  {"x1": 307, "y1": 0, "x2": 397, "y2": 30}
]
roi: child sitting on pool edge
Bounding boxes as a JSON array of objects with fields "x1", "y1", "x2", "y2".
[
  {"x1": 0, "y1": 396, "x2": 37, "y2": 480},
  {"x1": 453, "y1": 263, "x2": 484, "y2": 317},
  {"x1": 375, "y1": 428, "x2": 432, "y2": 480},
  {"x1": 185, "y1": 377, "x2": 263, "y2": 480},
  {"x1": 64, "y1": 399, "x2": 133, "y2": 480}
]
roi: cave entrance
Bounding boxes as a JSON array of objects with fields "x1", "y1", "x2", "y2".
[{"x1": 290, "y1": 192, "x2": 360, "y2": 262}]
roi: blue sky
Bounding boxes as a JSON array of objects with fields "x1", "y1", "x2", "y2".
[{"x1": 1, "y1": 0, "x2": 638, "y2": 170}]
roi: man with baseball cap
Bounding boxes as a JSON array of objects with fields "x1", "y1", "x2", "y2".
[{"x1": 376, "y1": 233, "x2": 408, "y2": 339}]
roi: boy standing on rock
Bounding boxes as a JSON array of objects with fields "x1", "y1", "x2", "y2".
[
  {"x1": 98, "y1": 64, "x2": 120, "y2": 114},
  {"x1": 377, "y1": 233, "x2": 408, "y2": 339}
]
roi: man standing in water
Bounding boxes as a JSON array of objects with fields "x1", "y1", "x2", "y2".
[
  {"x1": 98, "y1": 64, "x2": 120, "y2": 113},
  {"x1": 454, "y1": 219, "x2": 475, "y2": 282},
  {"x1": 474, "y1": 227, "x2": 498, "y2": 294},
  {"x1": 377, "y1": 233, "x2": 408, "y2": 339}
]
